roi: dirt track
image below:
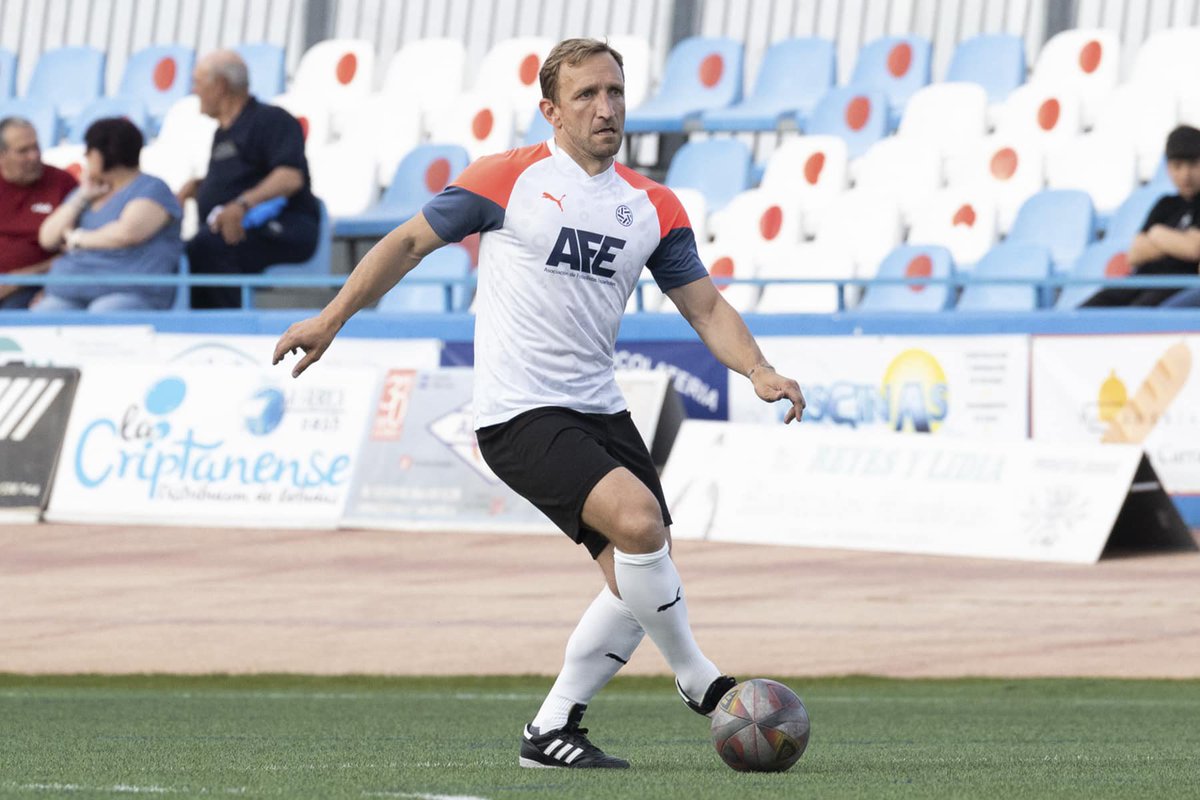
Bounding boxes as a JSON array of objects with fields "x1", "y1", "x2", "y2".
[{"x1": 3, "y1": 524, "x2": 1199, "y2": 678}]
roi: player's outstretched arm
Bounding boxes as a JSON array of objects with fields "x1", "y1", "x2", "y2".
[
  {"x1": 273, "y1": 212, "x2": 447, "y2": 378},
  {"x1": 665, "y1": 277, "x2": 806, "y2": 423}
]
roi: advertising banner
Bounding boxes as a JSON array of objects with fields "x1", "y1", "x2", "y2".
[
  {"x1": 0, "y1": 325, "x2": 155, "y2": 366},
  {"x1": 728, "y1": 335, "x2": 1029, "y2": 439},
  {"x1": 1032, "y1": 334, "x2": 1200, "y2": 496},
  {"x1": 156, "y1": 333, "x2": 440, "y2": 371},
  {"x1": 0, "y1": 366, "x2": 79, "y2": 522},
  {"x1": 46, "y1": 364, "x2": 376, "y2": 528},
  {"x1": 661, "y1": 421, "x2": 1187, "y2": 564}
]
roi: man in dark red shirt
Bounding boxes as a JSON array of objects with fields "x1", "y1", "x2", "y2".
[{"x1": 0, "y1": 116, "x2": 78, "y2": 309}]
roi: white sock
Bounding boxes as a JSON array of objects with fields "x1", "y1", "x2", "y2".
[
  {"x1": 612, "y1": 543, "x2": 720, "y2": 703},
  {"x1": 531, "y1": 586, "x2": 645, "y2": 732}
]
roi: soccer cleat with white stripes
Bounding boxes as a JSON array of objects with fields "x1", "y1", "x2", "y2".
[{"x1": 518, "y1": 703, "x2": 629, "y2": 769}]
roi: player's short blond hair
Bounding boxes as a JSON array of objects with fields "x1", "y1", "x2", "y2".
[{"x1": 539, "y1": 38, "x2": 624, "y2": 103}]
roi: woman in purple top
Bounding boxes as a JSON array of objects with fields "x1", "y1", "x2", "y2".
[{"x1": 33, "y1": 117, "x2": 182, "y2": 311}]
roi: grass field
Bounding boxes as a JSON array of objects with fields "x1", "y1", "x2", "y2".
[{"x1": 2, "y1": 675, "x2": 1199, "y2": 799}]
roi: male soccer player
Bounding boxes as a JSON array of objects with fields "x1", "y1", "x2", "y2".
[{"x1": 273, "y1": 38, "x2": 805, "y2": 769}]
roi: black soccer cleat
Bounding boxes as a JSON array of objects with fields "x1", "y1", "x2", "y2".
[
  {"x1": 677, "y1": 674, "x2": 738, "y2": 717},
  {"x1": 518, "y1": 703, "x2": 630, "y2": 769}
]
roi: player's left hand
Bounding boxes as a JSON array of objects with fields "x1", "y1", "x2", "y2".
[{"x1": 751, "y1": 366, "x2": 806, "y2": 423}]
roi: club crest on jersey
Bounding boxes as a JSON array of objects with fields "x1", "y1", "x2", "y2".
[
  {"x1": 546, "y1": 226, "x2": 626, "y2": 279},
  {"x1": 615, "y1": 204, "x2": 633, "y2": 227}
]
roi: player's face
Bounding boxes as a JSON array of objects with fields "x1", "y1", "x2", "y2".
[
  {"x1": 546, "y1": 53, "x2": 625, "y2": 169},
  {"x1": 0, "y1": 124, "x2": 43, "y2": 185},
  {"x1": 1167, "y1": 158, "x2": 1200, "y2": 201}
]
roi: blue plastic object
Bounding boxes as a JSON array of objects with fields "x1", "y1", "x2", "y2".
[
  {"x1": 377, "y1": 245, "x2": 473, "y2": 312},
  {"x1": 806, "y1": 87, "x2": 888, "y2": 159},
  {"x1": 946, "y1": 34, "x2": 1026, "y2": 105},
  {"x1": 26, "y1": 46, "x2": 107, "y2": 142},
  {"x1": 244, "y1": 196, "x2": 287, "y2": 229},
  {"x1": 700, "y1": 37, "x2": 836, "y2": 132},
  {"x1": 1007, "y1": 189, "x2": 1096, "y2": 273},
  {"x1": 664, "y1": 138, "x2": 751, "y2": 213},
  {"x1": 957, "y1": 243, "x2": 1051, "y2": 311},
  {"x1": 234, "y1": 43, "x2": 286, "y2": 99},
  {"x1": 66, "y1": 96, "x2": 150, "y2": 144},
  {"x1": 846, "y1": 35, "x2": 931, "y2": 131},
  {"x1": 0, "y1": 98, "x2": 57, "y2": 150},
  {"x1": 333, "y1": 144, "x2": 471, "y2": 239},
  {"x1": 625, "y1": 37, "x2": 743, "y2": 133},
  {"x1": 0, "y1": 48, "x2": 16, "y2": 98},
  {"x1": 1056, "y1": 239, "x2": 1131, "y2": 310},
  {"x1": 1105, "y1": 184, "x2": 1170, "y2": 246},
  {"x1": 116, "y1": 45, "x2": 196, "y2": 133},
  {"x1": 858, "y1": 245, "x2": 955, "y2": 312}
]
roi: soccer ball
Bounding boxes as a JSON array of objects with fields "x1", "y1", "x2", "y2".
[{"x1": 711, "y1": 678, "x2": 810, "y2": 772}]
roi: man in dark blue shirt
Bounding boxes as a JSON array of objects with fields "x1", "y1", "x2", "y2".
[{"x1": 179, "y1": 50, "x2": 319, "y2": 309}]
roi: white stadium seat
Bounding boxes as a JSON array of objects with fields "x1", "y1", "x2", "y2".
[
  {"x1": 378, "y1": 38, "x2": 467, "y2": 137},
  {"x1": 697, "y1": 240, "x2": 761, "y2": 313},
  {"x1": 993, "y1": 83, "x2": 1082, "y2": 147},
  {"x1": 1092, "y1": 83, "x2": 1179, "y2": 182},
  {"x1": 897, "y1": 82, "x2": 989, "y2": 157},
  {"x1": 1030, "y1": 28, "x2": 1119, "y2": 127},
  {"x1": 757, "y1": 135, "x2": 848, "y2": 237},
  {"x1": 607, "y1": 35, "x2": 656, "y2": 110},
  {"x1": 290, "y1": 38, "x2": 376, "y2": 122},
  {"x1": 672, "y1": 187, "x2": 709, "y2": 243},
  {"x1": 307, "y1": 142, "x2": 378, "y2": 217},
  {"x1": 851, "y1": 137, "x2": 943, "y2": 225},
  {"x1": 1128, "y1": 27, "x2": 1200, "y2": 107},
  {"x1": 709, "y1": 189, "x2": 803, "y2": 252},
  {"x1": 944, "y1": 135, "x2": 1045, "y2": 233},
  {"x1": 473, "y1": 36, "x2": 555, "y2": 132},
  {"x1": 427, "y1": 92, "x2": 515, "y2": 161},
  {"x1": 906, "y1": 188, "x2": 999, "y2": 270},
  {"x1": 813, "y1": 190, "x2": 903, "y2": 281},
  {"x1": 1044, "y1": 134, "x2": 1137, "y2": 217},
  {"x1": 755, "y1": 242, "x2": 857, "y2": 313}
]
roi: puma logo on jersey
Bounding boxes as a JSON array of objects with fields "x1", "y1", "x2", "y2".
[
  {"x1": 546, "y1": 226, "x2": 625, "y2": 278},
  {"x1": 541, "y1": 191, "x2": 565, "y2": 212}
]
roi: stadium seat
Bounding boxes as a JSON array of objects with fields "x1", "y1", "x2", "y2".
[
  {"x1": 377, "y1": 245, "x2": 473, "y2": 313},
  {"x1": 607, "y1": 35, "x2": 655, "y2": 110},
  {"x1": 1030, "y1": 28, "x2": 1119, "y2": 127},
  {"x1": 66, "y1": 96, "x2": 150, "y2": 144},
  {"x1": 40, "y1": 143, "x2": 85, "y2": 180},
  {"x1": 907, "y1": 189, "x2": 999, "y2": 269},
  {"x1": 138, "y1": 95, "x2": 217, "y2": 193},
  {"x1": 473, "y1": 37, "x2": 554, "y2": 130},
  {"x1": 378, "y1": 38, "x2": 466, "y2": 129},
  {"x1": 1006, "y1": 189, "x2": 1095, "y2": 273},
  {"x1": 25, "y1": 46, "x2": 106, "y2": 143},
  {"x1": 756, "y1": 135, "x2": 848, "y2": 236},
  {"x1": 846, "y1": 35, "x2": 932, "y2": 130},
  {"x1": 0, "y1": 98, "x2": 58, "y2": 152},
  {"x1": 522, "y1": 108, "x2": 553, "y2": 145},
  {"x1": 1044, "y1": 134, "x2": 1137, "y2": 218},
  {"x1": 1129, "y1": 27, "x2": 1200, "y2": 106},
  {"x1": 672, "y1": 187, "x2": 709, "y2": 243},
  {"x1": 945, "y1": 34, "x2": 1026, "y2": 106},
  {"x1": 115, "y1": 45, "x2": 195, "y2": 135},
  {"x1": 755, "y1": 241, "x2": 856, "y2": 313},
  {"x1": 428, "y1": 92, "x2": 515, "y2": 161},
  {"x1": 272, "y1": 92, "x2": 333, "y2": 154},
  {"x1": 896, "y1": 82, "x2": 988, "y2": 158},
  {"x1": 665, "y1": 138, "x2": 751, "y2": 213},
  {"x1": 956, "y1": 243, "x2": 1051, "y2": 311},
  {"x1": 993, "y1": 83, "x2": 1082, "y2": 147},
  {"x1": 334, "y1": 144, "x2": 470, "y2": 239},
  {"x1": 0, "y1": 48, "x2": 16, "y2": 98},
  {"x1": 944, "y1": 135, "x2": 1046, "y2": 233},
  {"x1": 308, "y1": 142, "x2": 378, "y2": 217},
  {"x1": 857, "y1": 245, "x2": 955, "y2": 312},
  {"x1": 1105, "y1": 183, "x2": 1169, "y2": 247},
  {"x1": 806, "y1": 87, "x2": 888, "y2": 159},
  {"x1": 851, "y1": 137, "x2": 943, "y2": 224},
  {"x1": 1091, "y1": 83, "x2": 1179, "y2": 182},
  {"x1": 292, "y1": 39, "x2": 375, "y2": 99},
  {"x1": 259, "y1": 199, "x2": 333, "y2": 295},
  {"x1": 700, "y1": 37, "x2": 835, "y2": 132},
  {"x1": 709, "y1": 188, "x2": 803, "y2": 251},
  {"x1": 336, "y1": 98, "x2": 424, "y2": 187},
  {"x1": 233, "y1": 43, "x2": 286, "y2": 99},
  {"x1": 697, "y1": 240, "x2": 761, "y2": 312},
  {"x1": 625, "y1": 37, "x2": 743, "y2": 133},
  {"x1": 813, "y1": 190, "x2": 903, "y2": 282},
  {"x1": 1056, "y1": 238, "x2": 1130, "y2": 310}
]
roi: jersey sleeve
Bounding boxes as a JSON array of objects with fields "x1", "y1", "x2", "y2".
[
  {"x1": 645, "y1": 191, "x2": 708, "y2": 292},
  {"x1": 421, "y1": 144, "x2": 549, "y2": 243}
]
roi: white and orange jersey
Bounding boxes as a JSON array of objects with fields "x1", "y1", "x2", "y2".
[{"x1": 423, "y1": 139, "x2": 708, "y2": 428}]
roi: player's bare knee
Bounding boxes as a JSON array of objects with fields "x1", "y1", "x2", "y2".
[{"x1": 607, "y1": 502, "x2": 667, "y2": 554}]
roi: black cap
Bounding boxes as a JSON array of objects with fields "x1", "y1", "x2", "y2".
[{"x1": 1165, "y1": 125, "x2": 1200, "y2": 160}]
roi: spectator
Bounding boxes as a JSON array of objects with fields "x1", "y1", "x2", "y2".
[
  {"x1": 1083, "y1": 125, "x2": 1200, "y2": 307},
  {"x1": 32, "y1": 117, "x2": 182, "y2": 312},
  {"x1": 179, "y1": 50, "x2": 319, "y2": 309},
  {"x1": 0, "y1": 116, "x2": 78, "y2": 309}
]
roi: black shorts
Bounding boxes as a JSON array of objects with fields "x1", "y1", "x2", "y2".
[{"x1": 475, "y1": 407, "x2": 672, "y2": 559}]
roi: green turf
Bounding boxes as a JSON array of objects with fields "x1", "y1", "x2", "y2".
[{"x1": 1, "y1": 675, "x2": 1199, "y2": 799}]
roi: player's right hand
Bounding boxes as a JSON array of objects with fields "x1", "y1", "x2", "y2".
[{"x1": 272, "y1": 315, "x2": 342, "y2": 378}]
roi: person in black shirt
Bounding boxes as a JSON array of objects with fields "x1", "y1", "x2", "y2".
[
  {"x1": 178, "y1": 50, "x2": 320, "y2": 309},
  {"x1": 1083, "y1": 125, "x2": 1200, "y2": 307}
]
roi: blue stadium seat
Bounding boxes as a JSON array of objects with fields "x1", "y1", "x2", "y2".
[
  {"x1": 0, "y1": 98, "x2": 57, "y2": 150},
  {"x1": 1006, "y1": 189, "x2": 1096, "y2": 273},
  {"x1": 1106, "y1": 184, "x2": 1169, "y2": 246},
  {"x1": 957, "y1": 243, "x2": 1051, "y2": 311},
  {"x1": 700, "y1": 37, "x2": 835, "y2": 132},
  {"x1": 858, "y1": 245, "x2": 955, "y2": 312},
  {"x1": 946, "y1": 34, "x2": 1026, "y2": 105},
  {"x1": 0, "y1": 48, "x2": 16, "y2": 98},
  {"x1": 258, "y1": 200, "x2": 332, "y2": 305},
  {"x1": 847, "y1": 35, "x2": 931, "y2": 131},
  {"x1": 26, "y1": 46, "x2": 106, "y2": 143},
  {"x1": 665, "y1": 138, "x2": 751, "y2": 213},
  {"x1": 234, "y1": 43, "x2": 286, "y2": 99},
  {"x1": 1056, "y1": 239, "x2": 1129, "y2": 310},
  {"x1": 522, "y1": 107, "x2": 553, "y2": 145},
  {"x1": 333, "y1": 144, "x2": 471, "y2": 239},
  {"x1": 66, "y1": 96, "x2": 150, "y2": 144},
  {"x1": 377, "y1": 245, "x2": 473, "y2": 313},
  {"x1": 625, "y1": 37, "x2": 743, "y2": 133},
  {"x1": 116, "y1": 45, "x2": 196, "y2": 135},
  {"x1": 806, "y1": 87, "x2": 888, "y2": 159}
]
